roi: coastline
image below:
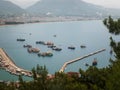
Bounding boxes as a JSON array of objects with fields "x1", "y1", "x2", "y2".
[
  {"x1": 0, "y1": 48, "x2": 32, "y2": 77},
  {"x1": 0, "y1": 16, "x2": 101, "y2": 26}
]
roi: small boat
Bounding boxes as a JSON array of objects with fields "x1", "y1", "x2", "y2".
[
  {"x1": 38, "y1": 51, "x2": 53, "y2": 57},
  {"x1": 36, "y1": 41, "x2": 45, "y2": 45},
  {"x1": 85, "y1": 63, "x2": 89, "y2": 66},
  {"x1": 53, "y1": 35, "x2": 57, "y2": 37},
  {"x1": 52, "y1": 47, "x2": 62, "y2": 51},
  {"x1": 38, "y1": 53, "x2": 46, "y2": 57},
  {"x1": 80, "y1": 45, "x2": 86, "y2": 48},
  {"x1": 68, "y1": 46, "x2": 75, "y2": 50},
  {"x1": 23, "y1": 45, "x2": 32, "y2": 48},
  {"x1": 48, "y1": 45, "x2": 56, "y2": 48},
  {"x1": 46, "y1": 42, "x2": 54, "y2": 46},
  {"x1": 92, "y1": 59, "x2": 97, "y2": 66},
  {"x1": 17, "y1": 39, "x2": 25, "y2": 41},
  {"x1": 27, "y1": 48, "x2": 40, "y2": 53},
  {"x1": 110, "y1": 50, "x2": 113, "y2": 55}
]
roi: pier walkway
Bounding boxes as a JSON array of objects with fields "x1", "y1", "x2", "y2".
[
  {"x1": 0, "y1": 48, "x2": 32, "y2": 77},
  {"x1": 59, "y1": 49, "x2": 106, "y2": 72}
]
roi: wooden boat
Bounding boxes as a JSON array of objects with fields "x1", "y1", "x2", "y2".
[
  {"x1": 48, "y1": 45, "x2": 56, "y2": 48},
  {"x1": 68, "y1": 46, "x2": 75, "y2": 50},
  {"x1": 53, "y1": 35, "x2": 57, "y2": 37},
  {"x1": 85, "y1": 63, "x2": 89, "y2": 66},
  {"x1": 46, "y1": 42, "x2": 54, "y2": 46},
  {"x1": 80, "y1": 45, "x2": 86, "y2": 48},
  {"x1": 17, "y1": 39, "x2": 25, "y2": 41},
  {"x1": 38, "y1": 51, "x2": 53, "y2": 57},
  {"x1": 92, "y1": 59, "x2": 97, "y2": 66},
  {"x1": 23, "y1": 45, "x2": 32, "y2": 48},
  {"x1": 52, "y1": 47, "x2": 62, "y2": 51},
  {"x1": 27, "y1": 48, "x2": 40, "y2": 53},
  {"x1": 36, "y1": 41, "x2": 45, "y2": 45}
]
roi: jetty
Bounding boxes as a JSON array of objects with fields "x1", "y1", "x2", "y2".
[
  {"x1": 59, "y1": 48, "x2": 106, "y2": 72},
  {"x1": 0, "y1": 48, "x2": 32, "y2": 77}
]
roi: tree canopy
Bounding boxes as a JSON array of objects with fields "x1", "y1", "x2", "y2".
[{"x1": 103, "y1": 16, "x2": 120, "y2": 35}]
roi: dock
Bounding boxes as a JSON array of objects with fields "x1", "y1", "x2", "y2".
[
  {"x1": 0, "y1": 48, "x2": 32, "y2": 77},
  {"x1": 59, "y1": 48, "x2": 106, "y2": 72}
]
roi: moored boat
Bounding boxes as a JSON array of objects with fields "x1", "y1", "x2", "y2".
[
  {"x1": 85, "y1": 63, "x2": 89, "y2": 66},
  {"x1": 68, "y1": 46, "x2": 75, "y2": 50},
  {"x1": 92, "y1": 59, "x2": 97, "y2": 66},
  {"x1": 53, "y1": 35, "x2": 57, "y2": 37},
  {"x1": 36, "y1": 41, "x2": 45, "y2": 45},
  {"x1": 27, "y1": 48, "x2": 40, "y2": 53},
  {"x1": 80, "y1": 45, "x2": 86, "y2": 48},
  {"x1": 46, "y1": 42, "x2": 54, "y2": 46},
  {"x1": 23, "y1": 45, "x2": 32, "y2": 48},
  {"x1": 17, "y1": 39, "x2": 25, "y2": 41},
  {"x1": 52, "y1": 47, "x2": 62, "y2": 51},
  {"x1": 38, "y1": 51, "x2": 53, "y2": 57},
  {"x1": 48, "y1": 45, "x2": 56, "y2": 48}
]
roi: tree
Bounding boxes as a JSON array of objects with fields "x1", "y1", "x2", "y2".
[{"x1": 103, "y1": 16, "x2": 120, "y2": 35}]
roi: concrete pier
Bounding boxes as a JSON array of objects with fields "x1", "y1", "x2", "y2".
[
  {"x1": 0, "y1": 48, "x2": 32, "y2": 77},
  {"x1": 59, "y1": 49, "x2": 106, "y2": 72}
]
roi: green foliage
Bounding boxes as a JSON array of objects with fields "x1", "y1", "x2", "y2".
[
  {"x1": 0, "y1": 82, "x2": 15, "y2": 90},
  {"x1": 103, "y1": 16, "x2": 120, "y2": 35},
  {"x1": 110, "y1": 37, "x2": 120, "y2": 59}
]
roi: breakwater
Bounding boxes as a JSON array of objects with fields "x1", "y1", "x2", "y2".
[
  {"x1": 0, "y1": 48, "x2": 32, "y2": 77},
  {"x1": 59, "y1": 49, "x2": 106, "y2": 72}
]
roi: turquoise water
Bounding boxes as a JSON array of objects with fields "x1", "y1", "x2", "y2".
[{"x1": 0, "y1": 20, "x2": 119, "y2": 81}]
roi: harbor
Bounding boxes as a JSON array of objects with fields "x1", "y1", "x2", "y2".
[
  {"x1": 0, "y1": 20, "x2": 112, "y2": 80},
  {"x1": 0, "y1": 48, "x2": 32, "y2": 77},
  {"x1": 59, "y1": 49, "x2": 106, "y2": 72}
]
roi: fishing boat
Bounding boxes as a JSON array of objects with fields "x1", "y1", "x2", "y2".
[
  {"x1": 92, "y1": 59, "x2": 97, "y2": 66},
  {"x1": 27, "y1": 48, "x2": 40, "y2": 53},
  {"x1": 23, "y1": 45, "x2": 32, "y2": 48},
  {"x1": 53, "y1": 35, "x2": 57, "y2": 37},
  {"x1": 80, "y1": 45, "x2": 86, "y2": 48},
  {"x1": 36, "y1": 41, "x2": 45, "y2": 45},
  {"x1": 68, "y1": 46, "x2": 75, "y2": 50},
  {"x1": 38, "y1": 51, "x2": 53, "y2": 57},
  {"x1": 17, "y1": 39, "x2": 25, "y2": 41},
  {"x1": 48, "y1": 45, "x2": 56, "y2": 48},
  {"x1": 52, "y1": 47, "x2": 62, "y2": 51},
  {"x1": 46, "y1": 42, "x2": 54, "y2": 46},
  {"x1": 85, "y1": 63, "x2": 89, "y2": 66}
]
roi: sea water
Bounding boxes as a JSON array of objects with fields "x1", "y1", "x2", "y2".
[{"x1": 0, "y1": 20, "x2": 119, "y2": 81}]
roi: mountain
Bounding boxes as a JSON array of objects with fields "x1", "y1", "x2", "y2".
[
  {"x1": 26, "y1": 0, "x2": 120, "y2": 17},
  {"x1": 0, "y1": 0, "x2": 25, "y2": 16}
]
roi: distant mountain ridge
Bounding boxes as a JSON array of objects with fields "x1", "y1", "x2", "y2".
[
  {"x1": 0, "y1": 0, "x2": 25, "y2": 16},
  {"x1": 26, "y1": 0, "x2": 120, "y2": 17},
  {"x1": 0, "y1": 0, "x2": 120, "y2": 18}
]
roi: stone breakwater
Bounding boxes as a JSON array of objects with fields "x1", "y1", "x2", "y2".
[
  {"x1": 0, "y1": 48, "x2": 32, "y2": 77},
  {"x1": 59, "y1": 49, "x2": 106, "y2": 72}
]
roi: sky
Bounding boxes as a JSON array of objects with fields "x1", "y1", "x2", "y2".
[
  {"x1": 83, "y1": 0, "x2": 120, "y2": 9},
  {"x1": 8, "y1": 0, "x2": 40, "y2": 8},
  {"x1": 7, "y1": 0, "x2": 120, "y2": 9}
]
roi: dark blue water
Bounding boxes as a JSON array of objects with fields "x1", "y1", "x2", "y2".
[{"x1": 0, "y1": 20, "x2": 119, "y2": 81}]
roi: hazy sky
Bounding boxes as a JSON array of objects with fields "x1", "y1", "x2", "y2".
[
  {"x1": 8, "y1": 0, "x2": 120, "y2": 9},
  {"x1": 83, "y1": 0, "x2": 120, "y2": 9},
  {"x1": 8, "y1": 0, "x2": 40, "y2": 8}
]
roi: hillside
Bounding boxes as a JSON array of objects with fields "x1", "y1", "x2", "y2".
[
  {"x1": 0, "y1": 0, "x2": 25, "y2": 17},
  {"x1": 26, "y1": 0, "x2": 120, "y2": 17}
]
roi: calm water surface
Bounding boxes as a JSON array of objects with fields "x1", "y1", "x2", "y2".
[{"x1": 0, "y1": 20, "x2": 119, "y2": 81}]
